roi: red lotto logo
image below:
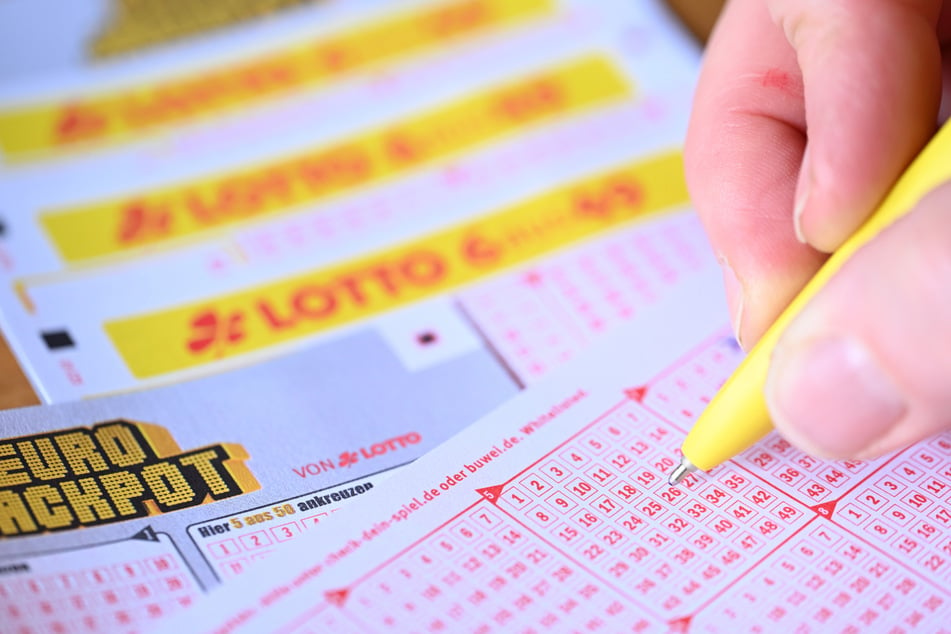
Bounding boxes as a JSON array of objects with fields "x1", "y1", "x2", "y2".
[
  {"x1": 116, "y1": 201, "x2": 173, "y2": 244},
  {"x1": 187, "y1": 309, "x2": 246, "y2": 355},
  {"x1": 55, "y1": 104, "x2": 107, "y2": 144}
]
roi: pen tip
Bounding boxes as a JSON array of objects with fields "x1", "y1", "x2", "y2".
[{"x1": 667, "y1": 456, "x2": 696, "y2": 486}]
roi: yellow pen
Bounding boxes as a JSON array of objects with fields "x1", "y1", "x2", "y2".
[{"x1": 669, "y1": 120, "x2": 951, "y2": 486}]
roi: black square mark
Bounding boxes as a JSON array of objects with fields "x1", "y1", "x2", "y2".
[{"x1": 41, "y1": 330, "x2": 75, "y2": 350}]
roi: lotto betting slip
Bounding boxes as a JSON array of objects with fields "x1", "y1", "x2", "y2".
[
  {"x1": 0, "y1": 0, "x2": 700, "y2": 402},
  {"x1": 153, "y1": 294, "x2": 951, "y2": 633}
]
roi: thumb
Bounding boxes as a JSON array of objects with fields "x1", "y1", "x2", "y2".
[
  {"x1": 769, "y1": 0, "x2": 943, "y2": 252},
  {"x1": 765, "y1": 179, "x2": 951, "y2": 460}
]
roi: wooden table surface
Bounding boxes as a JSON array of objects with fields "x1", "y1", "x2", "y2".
[
  {"x1": 666, "y1": 0, "x2": 724, "y2": 42},
  {"x1": 0, "y1": 334, "x2": 37, "y2": 409},
  {"x1": 0, "y1": 0, "x2": 725, "y2": 410}
]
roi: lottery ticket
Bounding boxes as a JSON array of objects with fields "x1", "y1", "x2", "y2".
[
  {"x1": 0, "y1": 0, "x2": 702, "y2": 401},
  {"x1": 1, "y1": 0, "x2": 436, "y2": 80},
  {"x1": 152, "y1": 292, "x2": 951, "y2": 633},
  {"x1": 0, "y1": 309, "x2": 519, "y2": 634},
  {"x1": 0, "y1": 0, "x2": 559, "y2": 161},
  {"x1": 4, "y1": 156, "x2": 717, "y2": 400}
]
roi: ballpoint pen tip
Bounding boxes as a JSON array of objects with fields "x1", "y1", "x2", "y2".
[{"x1": 667, "y1": 456, "x2": 696, "y2": 486}]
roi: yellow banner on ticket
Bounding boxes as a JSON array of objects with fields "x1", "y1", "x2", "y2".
[
  {"x1": 0, "y1": 0, "x2": 553, "y2": 160},
  {"x1": 40, "y1": 56, "x2": 630, "y2": 263},
  {"x1": 105, "y1": 152, "x2": 688, "y2": 378}
]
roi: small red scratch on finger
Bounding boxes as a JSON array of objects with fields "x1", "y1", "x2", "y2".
[{"x1": 759, "y1": 68, "x2": 802, "y2": 98}]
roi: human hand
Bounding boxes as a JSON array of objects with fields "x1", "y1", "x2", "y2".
[{"x1": 684, "y1": 0, "x2": 951, "y2": 459}]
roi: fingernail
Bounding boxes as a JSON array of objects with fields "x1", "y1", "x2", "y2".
[
  {"x1": 719, "y1": 259, "x2": 745, "y2": 349},
  {"x1": 766, "y1": 336, "x2": 907, "y2": 458},
  {"x1": 793, "y1": 145, "x2": 811, "y2": 244}
]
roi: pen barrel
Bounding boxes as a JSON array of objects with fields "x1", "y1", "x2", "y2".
[
  {"x1": 682, "y1": 121, "x2": 951, "y2": 474},
  {"x1": 681, "y1": 350, "x2": 773, "y2": 471}
]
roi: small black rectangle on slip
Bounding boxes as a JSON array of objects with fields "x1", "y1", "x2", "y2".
[
  {"x1": 0, "y1": 219, "x2": 6, "y2": 237},
  {"x1": 41, "y1": 330, "x2": 75, "y2": 350}
]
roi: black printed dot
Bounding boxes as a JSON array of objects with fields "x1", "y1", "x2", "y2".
[{"x1": 417, "y1": 331, "x2": 438, "y2": 346}]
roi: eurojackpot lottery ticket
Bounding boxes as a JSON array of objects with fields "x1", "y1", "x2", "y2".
[
  {"x1": 153, "y1": 299, "x2": 951, "y2": 633},
  {"x1": 0, "y1": 0, "x2": 705, "y2": 402},
  {"x1": 0, "y1": 311, "x2": 519, "y2": 633}
]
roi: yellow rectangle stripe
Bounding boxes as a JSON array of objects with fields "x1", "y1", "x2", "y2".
[
  {"x1": 0, "y1": 0, "x2": 554, "y2": 159},
  {"x1": 105, "y1": 151, "x2": 688, "y2": 378},
  {"x1": 40, "y1": 56, "x2": 630, "y2": 263}
]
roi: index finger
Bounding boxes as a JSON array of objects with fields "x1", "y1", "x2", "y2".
[
  {"x1": 685, "y1": 0, "x2": 943, "y2": 348},
  {"x1": 685, "y1": 0, "x2": 826, "y2": 347}
]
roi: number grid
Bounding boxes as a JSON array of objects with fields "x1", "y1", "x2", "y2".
[
  {"x1": 638, "y1": 341, "x2": 951, "y2": 632},
  {"x1": 278, "y1": 333, "x2": 951, "y2": 632},
  {"x1": 0, "y1": 532, "x2": 198, "y2": 634},
  {"x1": 198, "y1": 509, "x2": 339, "y2": 580},
  {"x1": 458, "y1": 214, "x2": 709, "y2": 383}
]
